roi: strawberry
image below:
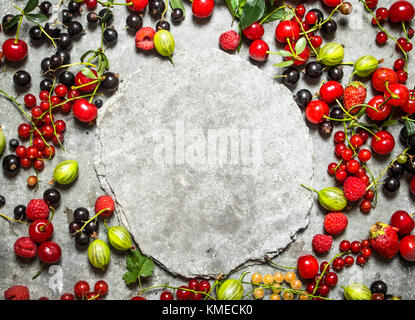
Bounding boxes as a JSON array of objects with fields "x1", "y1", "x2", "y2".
[
  {"x1": 4, "y1": 285, "x2": 30, "y2": 300},
  {"x1": 95, "y1": 195, "x2": 115, "y2": 219},
  {"x1": 343, "y1": 81, "x2": 367, "y2": 114},
  {"x1": 135, "y1": 27, "x2": 155, "y2": 50},
  {"x1": 369, "y1": 222, "x2": 399, "y2": 259}
]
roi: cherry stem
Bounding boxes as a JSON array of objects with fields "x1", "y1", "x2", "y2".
[
  {"x1": 0, "y1": 213, "x2": 28, "y2": 224},
  {"x1": 32, "y1": 262, "x2": 46, "y2": 280},
  {"x1": 41, "y1": 206, "x2": 56, "y2": 231},
  {"x1": 259, "y1": 5, "x2": 286, "y2": 25},
  {"x1": 14, "y1": 15, "x2": 23, "y2": 44}
]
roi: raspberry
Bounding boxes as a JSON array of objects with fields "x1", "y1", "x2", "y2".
[
  {"x1": 312, "y1": 234, "x2": 333, "y2": 253},
  {"x1": 135, "y1": 27, "x2": 155, "y2": 50},
  {"x1": 4, "y1": 285, "x2": 30, "y2": 300},
  {"x1": 219, "y1": 30, "x2": 240, "y2": 51},
  {"x1": 26, "y1": 199, "x2": 49, "y2": 220},
  {"x1": 324, "y1": 212, "x2": 348, "y2": 235},
  {"x1": 343, "y1": 176, "x2": 367, "y2": 202},
  {"x1": 95, "y1": 195, "x2": 115, "y2": 218},
  {"x1": 14, "y1": 237, "x2": 37, "y2": 258}
]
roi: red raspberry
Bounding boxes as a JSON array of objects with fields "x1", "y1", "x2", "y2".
[
  {"x1": 312, "y1": 234, "x2": 333, "y2": 253},
  {"x1": 95, "y1": 195, "x2": 115, "y2": 218},
  {"x1": 26, "y1": 199, "x2": 50, "y2": 220},
  {"x1": 219, "y1": 30, "x2": 240, "y2": 51},
  {"x1": 135, "y1": 27, "x2": 155, "y2": 50},
  {"x1": 343, "y1": 176, "x2": 367, "y2": 202},
  {"x1": 324, "y1": 212, "x2": 348, "y2": 235},
  {"x1": 14, "y1": 237, "x2": 37, "y2": 258},
  {"x1": 4, "y1": 285, "x2": 30, "y2": 300}
]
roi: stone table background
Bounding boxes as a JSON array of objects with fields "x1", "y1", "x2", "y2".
[{"x1": 0, "y1": 0, "x2": 414, "y2": 299}]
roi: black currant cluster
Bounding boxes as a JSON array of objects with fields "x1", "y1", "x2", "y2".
[
  {"x1": 370, "y1": 280, "x2": 401, "y2": 300},
  {"x1": 69, "y1": 207, "x2": 98, "y2": 248}
]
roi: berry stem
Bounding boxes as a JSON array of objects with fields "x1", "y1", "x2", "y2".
[
  {"x1": 312, "y1": 252, "x2": 345, "y2": 296},
  {"x1": 0, "y1": 213, "x2": 28, "y2": 224},
  {"x1": 266, "y1": 260, "x2": 297, "y2": 270},
  {"x1": 32, "y1": 262, "x2": 46, "y2": 280},
  {"x1": 293, "y1": 12, "x2": 319, "y2": 58},
  {"x1": 259, "y1": 5, "x2": 287, "y2": 25},
  {"x1": 14, "y1": 15, "x2": 23, "y2": 44},
  {"x1": 138, "y1": 284, "x2": 216, "y2": 300},
  {"x1": 72, "y1": 208, "x2": 110, "y2": 235},
  {"x1": 300, "y1": 184, "x2": 319, "y2": 194}
]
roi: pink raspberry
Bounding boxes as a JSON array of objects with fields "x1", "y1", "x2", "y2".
[
  {"x1": 4, "y1": 285, "x2": 30, "y2": 300},
  {"x1": 324, "y1": 212, "x2": 348, "y2": 235},
  {"x1": 26, "y1": 199, "x2": 49, "y2": 220},
  {"x1": 219, "y1": 30, "x2": 240, "y2": 51},
  {"x1": 14, "y1": 237, "x2": 37, "y2": 258},
  {"x1": 312, "y1": 234, "x2": 333, "y2": 253}
]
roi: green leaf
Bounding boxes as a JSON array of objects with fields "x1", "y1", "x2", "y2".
[
  {"x1": 81, "y1": 67, "x2": 98, "y2": 79},
  {"x1": 382, "y1": 119, "x2": 397, "y2": 127},
  {"x1": 240, "y1": 0, "x2": 265, "y2": 30},
  {"x1": 170, "y1": 0, "x2": 186, "y2": 17},
  {"x1": 80, "y1": 50, "x2": 97, "y2": 62},
  {"x1": 261, "y1": 6, "x2": 285, "y2": 23},
  {"x1": 282, "y1": 9, "x2": 295, "y2": 21},
  {"x1": 25, "y1": 13, "x2": 48, "y2": 23},
  {"x1": 275, "y1": 50, "x2": 294, "y2": 57},
  {"x1": 224, "y1": 0, "x2": 239, "y2": 18},
  {"x1": 295, "y1": 38, "x2": 307, "y2": 55},
  {"x1": 3, "y1": 15, "x2": 21, "y2": 31},
  {"x1": 273, "y1": 60, "x2": 294, "y2": 68},
  {"x1": 122, "y1": 250, "x2": 154, "y2": 285},
  {"x1": 23, "y1": 0, "x2": 39, "y2": 13},
  {"x1": 406, "y1": 119, "x2": 415, "y2": 136}
]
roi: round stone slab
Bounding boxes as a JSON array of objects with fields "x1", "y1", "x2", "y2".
[{"x1": 94, "y1": 49, "x2": 314, "y2": 278}]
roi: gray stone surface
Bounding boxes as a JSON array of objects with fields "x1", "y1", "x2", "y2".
[
  {"x1": 94, "y1": 49, "x2": 313, "y2": 277},
  {"x1": 0, "y1": 0, "x2": 414, "y2": 300}
]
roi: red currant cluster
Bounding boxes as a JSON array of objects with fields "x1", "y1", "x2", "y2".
[
  {"x1": 160, "y1": 279, "x2": 211, "y2": 300},
  {"x1": 55, "y1": 279, "x2": 109, "y2": 300},
  {"x1": 304, "y1": 261, "x2": 339, "y2": 299},
  {"x1": 338, "y1": 239, "x2": 373, "y2": 267}
]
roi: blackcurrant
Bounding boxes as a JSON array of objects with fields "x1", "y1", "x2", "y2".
[
  {"x1": 69, "y1": 221, "x2": 82, "y2": 234},
  {"x1": 310, "y1": 8, "x2": 324, "y2": 23},
  {"x1": 328, "y1": 66, "x2": 343, "y2": 81},
  {"x1": 171, "y1": 8, "x2": 184, "y2": 22},
  {"x1": 101, "y1": 72, "x2": 119, "y2": 91},
  {"x1": 43, "y1": 188, "x2": 61, "y2": 206},
  {"x1": 319, "y1": 120, "x2": 333, "y2": 135},
  {"x1": 0, "y1": 195, "x2": 5, "y2": 208},
  {"x1": 39, "y1": 1, "x2": 52, "y2": 16},
  {"x1": 330, "y1": 106, "x2": 344, "y2": 119},
  {"x1": 62, "y1": 9, "x2": 74, "y2": 23},
  {"x1": 56, "y1": 49, "x2": 70, "y2": 65},
  {"x1": 67, "y1": 21, "x2": 83, "y2": 36},
  {"x1": 85, "y1": 219, "x2": 99, "y2": 235},
  {"x1": 13, "y1": 70, "x2": 31, "y2": 87},
  {"x1": 49, "y1": 54, "x2": 63, "y2": 69},
  {"x1": 103, "y1": 28, "x2": 118, "y2": 45},
  {"x1": 9, "y1": 139, "x2": 19, "y2": 149},
  {"x1": 98, "y1": 9, "x2": 113, "y2": 24},
  {"x1": 29, "y1": 26, "x2": 43, "y2": 41},
  {"x1": 305, "y1": 61, "x2": 323, "y2": 79},
  {"x1": 282, "y1": 67, "x2": 300, "y2": 86},
  {"x1": 149, "y1": 0, "x2": 166, "y2": 18},
  {"x1": 2, "y1": 154, "x2": 20, "y2": 173},
  {"x1": 75, "y1": 232, "x2": 90, "y2": 247},
  {"x1": 68, "y1": 0, "x2": 81, "y2": 12},
  {"x1": 383, "y1": 177, "x2": 400, "y2": 193},
  {"x1": 58, "y1": 33, "x2": 72, "y2": 50},
  {"x1": 41, "y1": 58, "x2": 51, "y2": 72},
  {"x1": 294, "y1": 89, "x2": 312, "y2": 108},
  {"x1": 2, "y1": 14, "x2": 17, "y2": 33},
  {"x1": 321, "y1": 19, "x2": 337, "y2": 36},
  {"x1": 370, "y1": 280, "x2": 387, "y2": 295},
  {"x1": 59, "y1": 71, "x2": 75, "y2": 87},
  {"x1": 405, "y1": 155, "x2": 415, "y2": 174},
  {"x1": 43, "y1": 23, "x2": 61, "y2": 39},
  {"x1": 40, "y1": 78, "x2": 54, "y2": 92},
  {"x1": 94, "y1": 99, "x2": 103, "y2": 108},
  {"x1": 388, "y1": 162, "x2": 405, "y2": 177},
  {"x1": 14, "y1": 205, "x2": 26, "y2": 220},
  {"x1": 87, "y1": 12, "x2": 99, "y2": 24},
  {"x1": 400, "y1": 127, "x2": 408, "y2": 145},
  {"x1": 156, "y1": 20, "x2": 170, "y2": 31},
  {"x1": 126, "y1": 14, "x2": 143, "y2": 30},
  {"x1": 73, "y1": 207, "x2": 89, "y2": 222}
]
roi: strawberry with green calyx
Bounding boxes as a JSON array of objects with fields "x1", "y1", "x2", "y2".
[
  {"x1": 369, "y1": 222, "x2": 399, "y2": 259},
  {"x1": 343, "y1": 81, "x2": 367, "y2": 114}
]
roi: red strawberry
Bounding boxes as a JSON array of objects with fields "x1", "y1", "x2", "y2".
[
  {"x1": 26, "y1": 199, "x2": 50, "y2": 220},
  {"x1": 343, "y1": 81, "x2": 367, "y2": 114},
  {"x1": 95, "y1": 195, "x2": 115, "y2": 219},
  {"x1": 343, "y1": 176, "x2": 366, "y2": 202},
  {"x1": 135, "y1": 27, "x2": 155, "y2": 50},
  {"x1": 324, "y1": 212, "x2": 348, "y2": 235},
  {"x1": 312, "y1": 234, "x2": 333, "y2": 253},
  {"x1": 4, "y1": 285, "x2": 30, "y2": 300},
  {"x1": 369, "y1": 222, "x2": 399, "y2": 259},
  {"x1": 14, "y1": 237, "x2": 37, "y2": 258}
]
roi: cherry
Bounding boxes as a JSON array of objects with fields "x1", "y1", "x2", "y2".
[
  {"x1": 176, "y1": 286, "x2": 191, "y2": 300},
  {"x1": 324, "y1": 272, "x2": 338, "y2": 287},
  {"x1": 28, "y1": 219, "x2": 54, "y2": 243},
  {"x1": 94, "y1": 280, "x2": 108, "y2": 296},
  {"x1": 275, "y1": 20, "x2": 300, "y2": 43},
  {"x1": 73, "y1": 98, "x2": 98, "y2": 123},
  {"x1": 197, "y1": 280, "x2": 211, "y2": 293},
  {"x1": 160, "y1": 291, "x2": 174, "y2": 300},
  {"x1": 366, "y1": 95, "x2": 391, "y2": 121},
  {"x1": 389, "y1": 0, "x2": 414, "y2": 23},
  {"x1": 248, "y1": 40, "x2": 269, "y2": 62},
  {"x1": 319, "y1": 81, "x2": 344, "y2": 104},
  {"x1": 2, "y1": 39, "x2": 28, "y2": 62},
  {"x1": 74, "y1": 69, "x2": 99, "y2": 93},
  {"x1": 38, "y1": 241, "x2": 61, "y2": 264},
  {"x1": 74, "y1": 280, "x2": 90, "y2": 299},
  {"x1": 192, "y1": 0, "x2": 214, "y2": 19},
  {"x1": 60, "y1": 293, "x2": 75, "y2": 300},
  {"x1": 128, "y1": 0, "x2": 148, "y2": 12},
  {"x1": 242, "y1": 22, "x2": 264, "y2": 40},
  {"x1": 305, "y1": 100, "x2": 329, "y2": 124},
  {"x1": 401, "y1": 90, "x2": 415, "y2": 114},
  {"x1": 384, "y1": 83, "x2": 409, "y2": 107},
  {"x1": 371, "y1": 130, "x2": 395, "y2": 155},
  {"x1": 371, "y1": 68, "x2": 398, "y2": 92},
  {"x1": 390, "y1": 210, "x2": 414, "y2": 235},
  {"x1": 399, "y1": 235, "x2": 415, "y2": 261},
  {"x1": 350, "y1": 241, "x2": 362, "y2": 253},
  {"x1": 297, "y1": 255, "x2": 319, "y2": 279}
]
